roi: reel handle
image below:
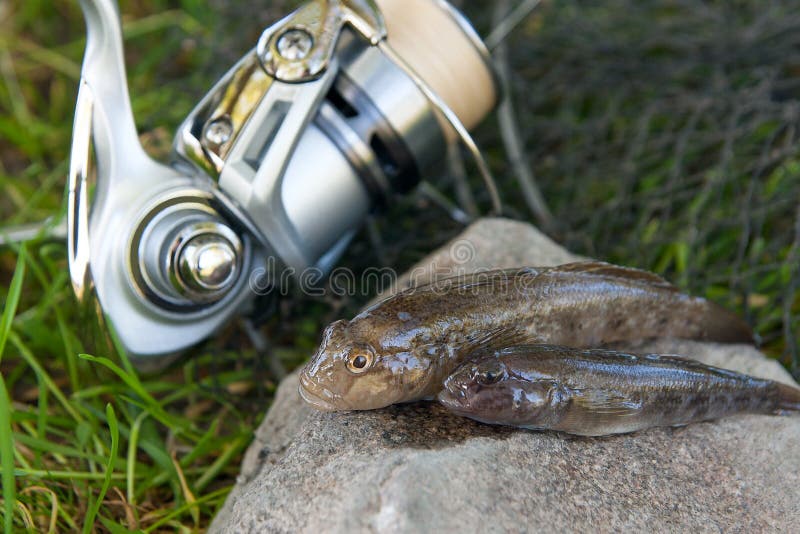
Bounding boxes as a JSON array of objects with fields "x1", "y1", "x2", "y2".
[
  {"x1": 69, "y1": 0, "x2": 179, "y2": 300},
  {"x1": 75, "y1": 0, "x2": 144, "y2": 160}
]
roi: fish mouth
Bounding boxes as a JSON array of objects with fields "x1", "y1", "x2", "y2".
[
  {"x1": 298, "y1": 374, "x2": 339, "y2": 412},
  {"x1": 437, "y1": 382, "x2": 469, "y2": 412}
]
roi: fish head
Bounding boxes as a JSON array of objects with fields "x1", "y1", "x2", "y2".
[
  {"x1": 438, "y1": 357, "x2": 552, "y2": 426},
  {"x1": 299, "y1": 320, "x2": 442, "y2": 411}
]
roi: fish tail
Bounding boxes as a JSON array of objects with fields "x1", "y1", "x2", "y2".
[
  {"x1": 777, "y1": 383, "x2": 800, "y2": 413},
  {"x1": 696, "y1": 301, "x2": 754, "y2": 344}
]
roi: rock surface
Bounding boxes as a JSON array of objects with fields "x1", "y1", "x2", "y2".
[{"x1": 212, "y1": 218, "x2": 800, "y2": 533}]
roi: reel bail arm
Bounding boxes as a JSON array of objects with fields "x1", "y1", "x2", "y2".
[{"x1": 259, "y1": 0, "x2": 387, "y2": 82}]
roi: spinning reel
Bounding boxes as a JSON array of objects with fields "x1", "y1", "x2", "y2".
[{"x1": 67, "y1": 0, "x2": 498, "y2": 361}]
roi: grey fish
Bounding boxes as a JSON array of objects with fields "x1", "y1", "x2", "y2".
[
  {"x1": 438, "y1": 344, "x2": 800, "y2": 436},
  {"x1": 299, "y1": 261, "x2": 753, "y2": 411}
]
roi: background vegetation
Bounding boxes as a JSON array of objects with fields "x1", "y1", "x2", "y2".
[{"x1": 1, "y1": 0, "x2": 798, "y2": 531}]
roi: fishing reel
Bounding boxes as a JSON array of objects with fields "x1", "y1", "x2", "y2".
[{"x1": 68, "y1": 0, "x2": 498, "y2": 361}]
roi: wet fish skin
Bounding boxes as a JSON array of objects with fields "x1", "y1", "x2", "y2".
[
  {"x1": 299, "y1": 261, "x2": 753, "y2": 412},
  {"x1": 438, "y1": 344, "x2": 800, "y2": 436}
]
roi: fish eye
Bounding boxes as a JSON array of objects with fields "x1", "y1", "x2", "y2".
[
  {"x1": 476, "y1": 366, "x2": 503, "y2": 385},
  {"x1": 346, "y1": 351, "x2": 374, "y2": 374}
]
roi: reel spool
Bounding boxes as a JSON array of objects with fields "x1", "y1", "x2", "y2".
[{"x1": 68, "y1": 0, "x2": 498, "y2": 361}]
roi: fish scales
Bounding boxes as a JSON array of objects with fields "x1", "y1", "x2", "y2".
[
  {"x1": 438, "y1": 345, "x2": 800, "y2": 436},
  {"x1": 299, "y1": 261, "x2": 753, "y2": 411}
]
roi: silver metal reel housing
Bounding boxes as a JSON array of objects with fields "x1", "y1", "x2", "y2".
[{"x1": 69, "y1": 0, "x2": 497, "y2": 363}]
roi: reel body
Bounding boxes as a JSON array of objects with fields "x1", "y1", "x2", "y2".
[{"x1": 68, "y1": 0, "x2": 497, "y2": 360}]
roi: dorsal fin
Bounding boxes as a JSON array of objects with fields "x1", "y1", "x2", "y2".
[
  {"x1": 554, "y1": 261, "x2": 677, "y2": 290},
  {"x1": 410, "y1": 267, "x2": 544, "y2": 293},
  {"x1": 638, "y1": 353, "x2": 761, "y2": 381}
]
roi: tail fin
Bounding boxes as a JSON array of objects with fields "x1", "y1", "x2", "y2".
[
  {"x1": 698, "y1": 300, "x2": 755, "y2": 345},
  {"x1": 777, "y1": 383, "x2": 800, "y2": 413}
]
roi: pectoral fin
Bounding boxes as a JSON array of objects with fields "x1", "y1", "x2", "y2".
[
  {"x1": 559, "y1": 388, "x2": 644, "y2": 434},
  {"x1": 575, "y1": 389, "x2": 642, "y2": 414},
  {"x1": 460, "y1": 326, "x2": 532, "y2": 359}
]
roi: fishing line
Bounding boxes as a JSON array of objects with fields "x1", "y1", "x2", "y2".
[{"x1": 485, "y1": 0, "x2": 543, "y2": 51}]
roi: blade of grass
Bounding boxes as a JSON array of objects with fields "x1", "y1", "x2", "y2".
[
  {"x1": 171, "y1": 452, "x2": 198, "y2": 528},
  {"x1": 101, "y1": 319, "x2": 138, "y2": 377},
  {"x1": 127, "y1": 412, "x2": 148, "y2": 505},
  {"x1": 82, "y1": 404, "x2": 119, "y2": 534},
  {"x1": 142, "y1": 487, "x2": 230, "y2": 533},
  {"x1": 194, "y1": 433, "x2": 249, "y2": 492},
  {"x1": 19, "y1": 242, "x2": 82, "y2": 390},
  {"x1": 13, "y1": 501, "x2": 33, "y2": 530},
  {"x1": 0, "y1": 245, "x2": 25, "y2": 534},
  {"x1": 15, "y1": 469, "x2": 129, "y2": 481},
  {"x1": 178, "y1": 418, "x2": 219, "y2": 467},
  {"x1": 35, "y1": 373, "x2": 49, "y2": 461},
  {"x1": 0, "y1": 35, "x2": 81, "y2": 79},
  {"x1": 19, "y1": 486, "x2": 58, "y2": 534},
  {"x1": 123, "y1": 9, "x2": 203, "y2": 38},
  {"x1": 0, "y1": 376, "x2": 16, "y2": 534},
  {"x1": 11, "y1": 332, "x2": 84, "y2": 422},
  {"x1": 13, "y1": 434, "x2": 125, "y2": 468},
  {"x1": 78, "y1": 354, "x2": 195, "y2": 439},
  {"x1": 0, "y1": 244, "x2": 26, "y2": 364},
  {"x1": 55, "y1": 310, "x2": 81, "y2": 394},
  {"x1": 98, "y1": 515, "x2": 138, "y2": 534}
]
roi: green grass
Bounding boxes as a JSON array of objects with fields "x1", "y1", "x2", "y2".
[
  {"x1": 0, "y1": 1, "x2": 290, "y2": 530},
  {"x1": 0, "y1": 242, "x2": 271, "y2": 530},
  {"x1": 1, "y1": 0, "x2": 799, "y2": 531}
]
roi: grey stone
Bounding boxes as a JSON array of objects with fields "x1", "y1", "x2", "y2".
[{"x1": 211, "y1": 217, "x2": 800, "y2": 533}]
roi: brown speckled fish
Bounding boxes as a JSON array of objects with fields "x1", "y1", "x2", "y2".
[
  {"x1": 299, "y1": 262, "x2": 753, "y2": 411},
  {"x1": 438, "y1": 344, "x2": 800, "y2": 436}
]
